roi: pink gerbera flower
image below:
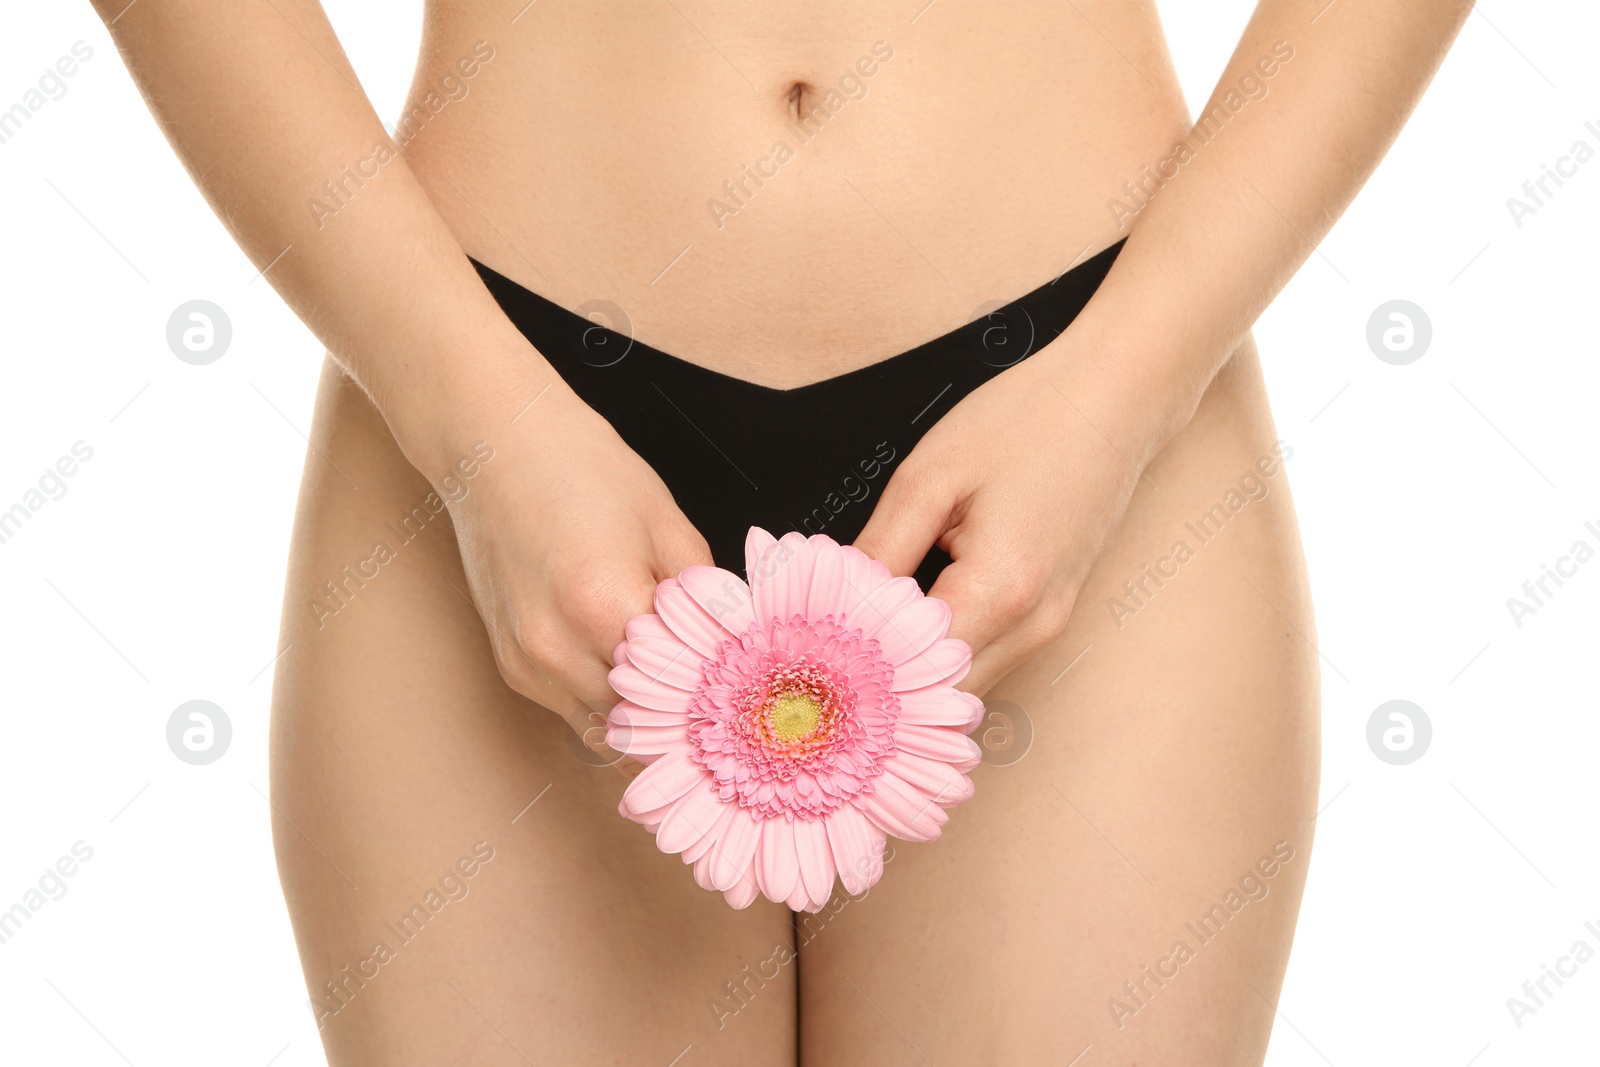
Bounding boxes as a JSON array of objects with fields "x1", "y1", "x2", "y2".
[{"x1": 606, "y1": 527, "x2": 983, "y2": 912}]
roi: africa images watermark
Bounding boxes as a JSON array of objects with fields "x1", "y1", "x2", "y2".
[
  {"x1": 0, "y1": 440, "x2": 94, "y2": 548},
  {"x1": 310, "y1": 840, "x2": 497, "y2": 1029},
  {"x1": 1106, "y1": 840, "x2": 1298, "y2": 1030},
  {"x1": 705, "y1": 40, "x2": 896, "y2": 230},
  {"x1": 0, "y1": 841, "x2": 95, "y2": 947},
  {"x1": 1504, "y1": 916, "x2": 1600, "y2": 1030},
  {"x1": 1106, "y1": 441, "x2": 1293, "y2": 629},
  {"x1": 1106, "y1": 39, "x2": 1297, "y2": 230},
  {"x1": 1505, "y1": 118, "x2": 1600, "y2": 229},
  {"x1": 1503, "y1": 518, "x2": 1600, "y2": 629},
  {"x1": 306, "y1": 40, "x2": 496, "y2": 229},
  {"x1": 707, "y1": 840, "x2": 897, "y2": 1031},
  {"x1": 0, "y1": 40, "x2": 95, "y2": 148},
  {"x1": 308, "y1": 442, "x2": 494, "y2": 628},
  {"x1": 794, "y1": 440, "x2": 898, "y2": 537}
]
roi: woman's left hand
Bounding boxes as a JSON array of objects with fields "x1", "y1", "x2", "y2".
[{"x1": 853, "y1": 336, "x2": 1158, "y2": 695}]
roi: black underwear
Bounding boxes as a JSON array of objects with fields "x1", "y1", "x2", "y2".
[{"x1": 471, "y1": 239, "x2": 1123, "y2": 592}]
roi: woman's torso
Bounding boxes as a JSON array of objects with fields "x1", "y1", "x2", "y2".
[
  {"x1": 273, "y1": 15, "x2": 1316, "y2": 1054},
  {"x1": 399, "y1": 0, "x2": 1190, "y2": 388}
]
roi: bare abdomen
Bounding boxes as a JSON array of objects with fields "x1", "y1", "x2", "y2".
[{"x1": 396, "y1": 0, "x2": 1191, "y2": 386}]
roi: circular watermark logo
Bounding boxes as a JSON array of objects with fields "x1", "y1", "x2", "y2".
[
  {"x1": 971, "y1": 301, "x2": 1037, "y2": 368},
  {"x1": 574, "y1": 300, "x2": 634, "y2": 368},
  {"x1": 166, "y1": 300, "x2": 233, "y2": 365},
  {"x1": 564, "y1": 698, "x2": 628, "y2": 768},
  {"x1": 1366, "y1": 300, "x2": 1431, "y2": 365},
  {"x1": 1366, "y1": 699, "x2": 1431, "y2": 765},
  {"x1": 166, "y1": 700, "x2": 232, "y2": 765},
  {"x1": 976, "y1": 699, "x2": 1034, "y2": 766}
]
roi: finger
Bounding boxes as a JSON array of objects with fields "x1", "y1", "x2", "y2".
[
  {"x1": 655, "y1": 514, "x2": 716, "y2": 577},
  {"x1": 591, "y1": 571, "x2": 660, "y2": 665},
  {"x1": 925, "y1": 555, "x2": 1016, "y2": 666},
  {"x1": 959, "y1": 616, "x2": 1054, "y2": 696},
  {"x1": 552, "y1": 648, "x2": 633, "y2": 762},
  {"x1": 926, "y1": 522, "x2": 1064, "y2": 695},
  {"x1": 853, "y1": 463, "x2": 955, "y2": 578},
  {"x1": 557, "y1": 683, "x2": 640, "y2": 780},
  {"x1": 562, "y1": 556, "x2": 660, "y2": 691}
]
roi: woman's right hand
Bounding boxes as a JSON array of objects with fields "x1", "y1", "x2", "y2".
[
  {"x1": 85, "y1": 0, "x2": 713, "y2": 765},
  {"x1": 433, "y1": 380, "x2": 713, "y2": 758}
]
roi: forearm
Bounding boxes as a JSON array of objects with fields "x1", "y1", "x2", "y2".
[
  {"x1": 93, "y1": 0, "x2": 556, "y2": 484},
  {"x1": 1051, "y1": 0, "x2": 1474, "y2": 457}
]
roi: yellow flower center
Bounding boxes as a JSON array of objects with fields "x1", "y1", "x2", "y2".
[{"x1": 769, "y1": 692, "x2": 821, "y2": 741}]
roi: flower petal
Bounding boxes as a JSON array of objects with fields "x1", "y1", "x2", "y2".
[
  {"x1": 750, "y1": 529, "x2": 814, "y2": 627},
  {"x1": 622, "y1": 636, "x2": 707, "y2": 692},
  {"x1": 606, "y1": 700, "x2": 690, "y2": 728},
  {"x1": 894, "y1": 723, "x2": 982, "y2": 772},
  {"x1": 882, "y1": 752, "x2": 975, "y2": 808},
  {"x1": 957, "y1": 691, "x2": 985, "y2": 729},
  {"x1": 793, "y1": 815, "x2": 837, "y2": 908},
  {"x1": 826, "y1": 803, "x2": 884, "y2": 896},
  {"x1": 710, "y1": 806, "x2": 763, "y2": 892},
  {"x1": 655, "y1": 579, "x2": 730, "y2": 659},
  {"x1": 683, "y1": 804, "x2": 736, "y2": 864},
  {"x1": 678, "y1": 565, "x2": 756, "y2": 636},
  {"x1": 851, "y1": 576, "x2": 924, "y2": 642},
  {"x1": 838, "y1": 543, "x2": 895, "y2": 624},
  {"x1": 869, "y1": 596, "x2": 952, "y2": 667},
  {"x1": 757, "y1": 817, "x2": 800, "y2": 904},
  {"x1": 744, "y1": 526, "x2": 779, "y2": 573},
  {"x1": 859, "y1": 770, "x2": 949, "y2": 842},
  {"x1": 655, "y1": 782, "x2": 726, "y2": 855},
  {"x1": 620, "y1": 750, "x2": 706, "y2": 818},
  {"x1": 608, "y1": 663, "x2": 692, "y2": 713},
  {"x1": 804, "y1": 536, "x2": 847, "y2": 621},
  {"x1": 606, "y1": 717, "x2": 690, "y2": 757},
  {"x1": 890, "y1": 637, "x2": 972, "y2": 691},
  {"x1": 723, "y1": 863, "x2": 762, "y2": 910},
  {"x1": 786, "y1": 879, "x2": 819, "y2": 913},
  {"x1": 611, "y1": 640, "x2": 630, "y2": 669},
  {"x1": 625, "y1": 613, "x2": 680, "y2": 645},
  {"x1": 692, "y1": 848, "x2": 718, "y2": 891},
  {"x1": 896, "y1": 686, "x2": 984, "y2": 728}
]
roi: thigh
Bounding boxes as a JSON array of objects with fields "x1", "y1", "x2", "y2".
[
  {"x1": 269, "y1": 359, "x2": 796, "y2": 1066},
  {"x1": 799, "y1": 342, "x2": 1322, "y2": 1066}
]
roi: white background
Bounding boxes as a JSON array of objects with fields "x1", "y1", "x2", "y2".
[{"x1": 1, "y1": 2, "x2": 1596, "y2": 1064}]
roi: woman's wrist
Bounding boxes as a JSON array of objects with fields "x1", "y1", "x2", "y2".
[
  {"x1": 374, "y1": 333, "x2": 581, "y2": 494},
  {"x1": 1030, "y1": 303, "x2": 1215, "y2": 477}
]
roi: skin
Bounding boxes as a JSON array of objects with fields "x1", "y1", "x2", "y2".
[{"x1": 92, "y1": 0, "x2": 1472, "y2": 1062}]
